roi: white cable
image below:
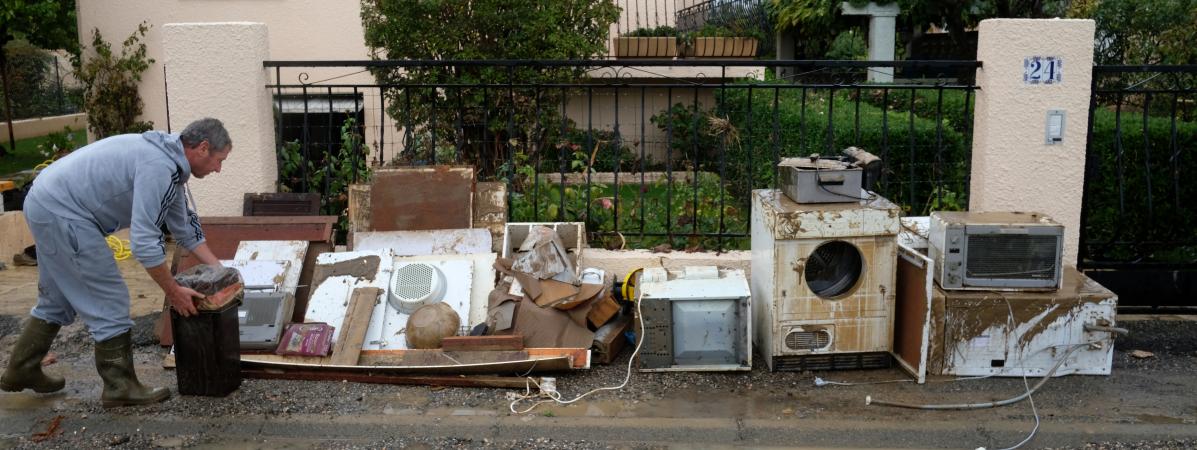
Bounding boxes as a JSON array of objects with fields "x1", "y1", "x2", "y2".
[
  {"x1": 509, "y1": 276, "x2": 647, "y2": 414},
  {"x1": 814, "y1": 377, "x2": 911, "y2": 387},
  {"x1": 996, "y1": 295, "x2": 1040, "y2": 450}
]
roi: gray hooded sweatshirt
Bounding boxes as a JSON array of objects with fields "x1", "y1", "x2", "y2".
[{"x1": 27, "y1": 131, "x2": 205, "y2": 268}]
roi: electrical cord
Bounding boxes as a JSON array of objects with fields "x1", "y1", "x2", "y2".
[
  {"x1": 509, "y1": 269, "x2": 648, "y2": 414},
  {"x1": 996, "y1": 296, "x2": 1040, "y2": 450},
  {"x1": 866, "y1": 340, "x2": 1091, "y2": 410},
  {"x1": 867, "y1": 293, "x2": 1127, "y2": 450}
]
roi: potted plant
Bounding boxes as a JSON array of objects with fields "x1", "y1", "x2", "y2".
[
  {"x1": 683, "y1": 24, "x2": 763, "y2": 59},
  {"x1": 613, "y1": 25, "x2": 679, "y2": 58}
]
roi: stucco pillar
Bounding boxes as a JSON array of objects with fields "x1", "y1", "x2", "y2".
[
  {"x1": 840, "y1": 2, "x2": 899, "y2": 83},
  {"x1": 162, "y1": 22, "x2": 276, "y2": 216},
  {"x1": 969, "y1": 19, "x2": 1095, "y2": 266}
]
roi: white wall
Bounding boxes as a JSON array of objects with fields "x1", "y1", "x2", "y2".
[
  {"x1": 76, "y1": 0, "x2": 372, "y2": 134},
  {"x1": 969, "y1": 19, "x2": 1096, "y2": 265},
  {"x1": 162, "y1": 23, "x2": 276, "y2": 216}
]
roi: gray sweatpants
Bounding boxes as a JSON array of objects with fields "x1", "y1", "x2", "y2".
[{"x1": 25, "y1": 199, "x2": 133, "y2": 343}]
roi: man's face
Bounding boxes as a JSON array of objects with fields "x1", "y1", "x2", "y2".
[{"x1": 190, "y1": 141, "x2": 231, "y2": 179}]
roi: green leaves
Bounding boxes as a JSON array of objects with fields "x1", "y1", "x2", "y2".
[
  {"x1": 74, "y1": 22, "x2": 154, "y2": 139},
  {"x1": 360, "y1": 0, "x2": 620, "y2": 175},
  {"x1": 1, "y1": 0, "x2": 78, "y2": 55}
]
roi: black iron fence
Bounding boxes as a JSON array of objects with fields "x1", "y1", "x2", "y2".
[
  {"x1": 1080, "y1": 65, "x2": 1197, "y2": 309},
  {"x1": 264, "y1": 59, "x2": 978, "y2": 250},
  {"x1": 0, "y1": 52, "x2": 82, "y2": 121}
]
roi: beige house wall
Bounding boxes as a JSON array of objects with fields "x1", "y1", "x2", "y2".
[
  {"x1": 75, "y1": 0, "x2": 375, "y2": 142},
  {"x1": 162, "y1": 23, "x2": 277, "y2": 216},
  {"x1": 0, "y1": 114, "x2": 87, "y2": 141},
  {"x1": 969, "y1": 19, "x2": 1095, "y2": 265}
]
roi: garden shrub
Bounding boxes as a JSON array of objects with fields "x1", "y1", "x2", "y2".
[{"x1": 1083, "y1": 107, "x2": 1197, "y2": 264}]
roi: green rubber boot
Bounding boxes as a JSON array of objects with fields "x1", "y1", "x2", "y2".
[
  {"x1": 94, "y1": 332, "x2": 169, "y2": 408},
  {"x1": 0, "y1": 318, "x2": 65, "y2": 393}
]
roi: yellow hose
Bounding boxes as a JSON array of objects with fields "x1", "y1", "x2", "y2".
[
  {"x1": 106, "y1": 235, "x2": 132, "y2": 261},
  {"x1": 33, "y1": 159, "x2": 54, "y2": 171}
]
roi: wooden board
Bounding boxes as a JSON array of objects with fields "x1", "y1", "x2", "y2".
[
  {"x1": 176, "y1": 216, "x2": 336, "y2": 273},
  {"x1": 369, "y1": 166, "x2": 474, "y2": 231},
  {"x1": 474, "y1": 181, "x2": 507, "y2": 253},
  {"x1": 350, "y1": 229, "x2": 492, "y2": 255},
  {"x1": 592, "y1": 313, "x2": 633, "y2": 365},
  {"x1": 240, "y1": 353, "x2": 578, "y2": 375},
  {"x1": 330, "y1": 287, "x2": 381, "y2": 366},
  {"x1": 241, "y1": 368, "x2": 529, "y2": 388},
  {"x1": 441, "y1": 335, "x2": 524, "y2": 352},
  {"x1": 894, "y1": 244, "x2": 933, "y2": 384},
  {"x1": 294, "y1": 241, "x2": 332, "y2": 323},
  {"x1": 243, "y1": 192, "x2": 321, "y2": 216},
  {"x1": 347, "y1": 184, "x2": 371, "y2": 233}
]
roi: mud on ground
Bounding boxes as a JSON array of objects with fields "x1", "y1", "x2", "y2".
[{"x1": 0, "y1": 315, "x2": 1195, "y2": 449}]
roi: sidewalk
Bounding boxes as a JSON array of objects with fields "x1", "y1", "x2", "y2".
[{"x1": 1, "y1": 247, "x2": 1195, "y2": 448}]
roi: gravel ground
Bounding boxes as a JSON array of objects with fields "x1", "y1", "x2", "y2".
[
  {"x1": 1048, "y1": 440, "x2": 1197, "y2": 450},
  {"x1": 0, "y1": 315, "x2": 17, "y2": 339},
  {"x1": 1, "y1": 314, "x2": 1195, "y2": 449}
]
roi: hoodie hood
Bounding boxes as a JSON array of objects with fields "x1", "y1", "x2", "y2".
[{"x1": 141, "y1": 131, "x2": 192, "y2": 183}]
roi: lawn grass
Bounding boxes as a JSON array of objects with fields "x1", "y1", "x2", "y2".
[{"x1": 0, "y1": 132, "x2": 87, "y2": 177}]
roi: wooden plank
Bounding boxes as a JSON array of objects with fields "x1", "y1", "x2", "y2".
[
  {"x1": 330, "y1": 287, "x2": 381, "y2": 366},
  {"x1": 441, "y1": 335, "x2": 524, "y2": 352},
  {"x1": 347, "y1": 183, "x2": 371, "y2": 233},
  {"x1": 243, "y1": 192, "x2": 321, "y2": 216},
  {"x1": 241, "y1": 367, "x2": 529, "y2": 388},
  {"x1": 474, "y1": 182, "x2": 507, "y2": 253},
  {"x1": 178, "y1": 216, "x2": 336, "y2": 273},
  {"x1": 293, "y1": 241, "x2": 332, "y2": 323},
  {"x1": 369, "y1": 166, "x2": 474, "y2": 231},
  {"x1": 592, "y1": 313, "x2": 632, "y2": 365},
  {"x1": 240, "y1": 353, "x2": 575, "y2": 374}
]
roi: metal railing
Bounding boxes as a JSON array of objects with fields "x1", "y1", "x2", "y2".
[
  {"x1": 0, "y1": 54, "x2": 82, "y2": 121},
  {"x1": 264, "y1": 59, "x2": 979, "y2": 250},
  {"x1": 1081, "y1": 65, "x2": 1197, "y2": 269},
  {"x1": 1079, "y1": 65, "x2": 1197, "y2": 309}
]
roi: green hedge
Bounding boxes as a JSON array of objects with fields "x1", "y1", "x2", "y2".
[
  {"x1": 1083, "y1": 107, "x2": 1197, "y2": 263},
  {"x1": 656, "y1": 84, "x2": 973, "y2": 214}
]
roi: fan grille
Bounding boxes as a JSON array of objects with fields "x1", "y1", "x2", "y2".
[
  {"x1": 966, "y1": 235, "x2": 1059, "y2": 280},
  {"x1": 393, "y1": 264, "x2": 434, "y2": 300},
  {"x1": 785, "y1": 330, "x2": 831, "y2": 350}
]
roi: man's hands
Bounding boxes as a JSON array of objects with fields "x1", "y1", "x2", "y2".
[{"x1": 166, "y1": 284, "x2": 206, "y2": 317}]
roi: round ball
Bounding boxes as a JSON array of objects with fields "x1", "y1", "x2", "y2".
[{"x1": 405, "y1": 302, "x2": 460, "y2": 349}]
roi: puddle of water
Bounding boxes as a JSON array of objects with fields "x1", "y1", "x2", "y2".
[
  {"x1": 545, "y1": 392, "x2": 790, "y2": 419},
  {"x1": 191, "y1": 437, "x2": 324, "y2": 450},
  {"x1": 382, "y1": 405, "x2": 421, "y2": 416},
  {"x1": 1136, "y1": 414, "x2": 1188, "y2": 424}
]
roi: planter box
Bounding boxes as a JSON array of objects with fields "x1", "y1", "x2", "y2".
[
  {"x1": 686, "y1": 37, "x2": 758, "y2": 58},
  {"x1": 613, "y1": 37, "x2": 678, "y2": 58}
]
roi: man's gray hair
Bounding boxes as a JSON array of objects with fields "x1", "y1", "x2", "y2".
[{"x1": 179, "y1": 118, "x2": 232, "y2": 152}]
